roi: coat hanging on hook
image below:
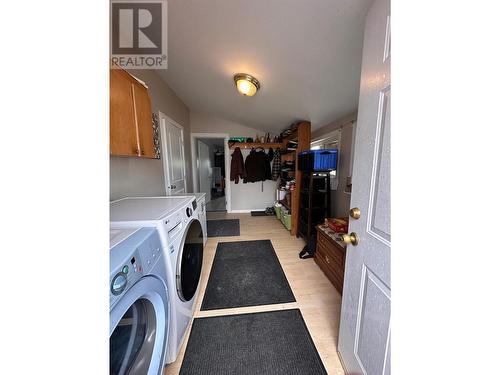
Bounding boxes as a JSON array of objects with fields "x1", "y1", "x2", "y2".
[{"x1": 243, "y1": 148, "x2": 272, "y2": 183}]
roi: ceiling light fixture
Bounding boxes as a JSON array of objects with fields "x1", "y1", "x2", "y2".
[{"x1": 234, "y1": 73, "x2": 260, "y2": 97}]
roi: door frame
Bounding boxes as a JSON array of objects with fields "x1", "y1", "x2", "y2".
[
  {"x1": 159, "y1": 111, "x2": 186, "y2": 195},
  {"x1": 190, "y1": 132, "x2": 231, "y2": 212}
]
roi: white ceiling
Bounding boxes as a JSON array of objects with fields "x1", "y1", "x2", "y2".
[{"x1": 159, "y1": 0, "x2": 371, "y2": 132}]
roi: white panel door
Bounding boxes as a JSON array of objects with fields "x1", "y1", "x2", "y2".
[
  {"x1": 338, "y1": 0, "x2": 391, "y2": 373},
  {"x1": 197, "y1": 140, "x2": 212, "y2": 201},
  {"x1": 160, "y1": 113, "x2": 186, "y2": 195}
]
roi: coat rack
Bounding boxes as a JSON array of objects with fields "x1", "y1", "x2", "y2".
[
  {"x1": 228, "y1": 142, "x2": 282, "y2": 150},
  {"x1": 227, "y1": 122, "x2": 311, "y2": 237}
]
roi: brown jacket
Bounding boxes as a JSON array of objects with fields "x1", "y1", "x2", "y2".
[{"x1": 230, "y1": 147, "x2": 246, "y2": 183}]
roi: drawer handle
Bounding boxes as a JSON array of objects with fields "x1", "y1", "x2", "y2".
[{"x1": 325, "y1": 255, "x2": 330, "y2": 264}]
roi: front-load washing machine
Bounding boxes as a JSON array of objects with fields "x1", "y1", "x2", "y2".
[
  {"x1": 110, "y1": 196, "x2": 204, "y2": 364},
  {"x1": 110, "y1": 227, "x2": 170, "y2": 375}
]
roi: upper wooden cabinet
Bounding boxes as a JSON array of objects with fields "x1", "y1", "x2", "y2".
[{"x1": 110, "y1": 67, "x2": 155, "y2": 158}]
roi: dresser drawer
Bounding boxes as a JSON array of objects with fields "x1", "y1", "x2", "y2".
[
  {"x1": 316, "y1": 241, "x2": 343, "y2": 275},
  {"x1": 314, "y1": 250, "x2": 344, "y2": 294},
  {"x1": 314, "y1": 228, "x2": 346, "y2": 295},
  {"x1": 317, "y1": 232, "x2": 345, "y2": 269}
]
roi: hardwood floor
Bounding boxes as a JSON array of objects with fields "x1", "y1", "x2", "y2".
[{"x1": 164, "y1": 212, "x2": 345, "y2": 375}]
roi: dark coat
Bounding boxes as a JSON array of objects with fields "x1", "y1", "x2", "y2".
[
  {"x1": 243, "y1": 149, "x2": 272, "y2": 183},
  {"x1": 230, "y1": 147, "x2": 246, "y2": 184}
]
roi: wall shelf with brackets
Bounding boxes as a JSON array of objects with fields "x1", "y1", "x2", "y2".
[{"x1": 228, "y1": 142, "x2": 283, "y2": 150}]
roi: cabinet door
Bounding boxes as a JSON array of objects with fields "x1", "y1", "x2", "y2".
[
  {"x1": 132, "y1": 83, "x2": 155, "y2": 158},
  {"x1": 110, "y1": 68, "x2": 140, "y2": 156}
]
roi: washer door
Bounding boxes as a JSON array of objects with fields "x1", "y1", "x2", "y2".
[
  {"x1": 110, "y1": 276, "x2": 169, "y2": 375},
  {"x1": 176, "y1": 219, "x2": 204, "y2": 302}
]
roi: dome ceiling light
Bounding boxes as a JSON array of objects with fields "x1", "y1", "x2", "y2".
[{"x1": 233, "y1": 73, "x2": 260, "y2": 97}]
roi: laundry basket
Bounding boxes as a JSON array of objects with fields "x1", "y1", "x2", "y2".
[
  {"x1": 281, "y1": 213, "x2": 291, "y2": 231},
  {"x1": 275, "y1": 204, "x2": 282, "y2": 220}
]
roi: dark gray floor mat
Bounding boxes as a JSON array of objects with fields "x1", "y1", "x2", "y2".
[
  {"x1": 179, "y1": 309, "x2": 327, "y2": 375},
  {"x1": 200, "y1": 240, "x2": 295, "y2": 310},
  {"x1": 206, "y1": 219, "x2": 240, "y2": 237}
]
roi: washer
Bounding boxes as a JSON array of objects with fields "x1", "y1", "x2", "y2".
[
  {"x1": 110, "y1": 227, "x2": 169, "y2": 375},
  {"x1": 110, "y1": 196, "x2": 204, "y2": 364},
  {"x1": 184, "y1": 193, "x2": 208, "y2": 245}
]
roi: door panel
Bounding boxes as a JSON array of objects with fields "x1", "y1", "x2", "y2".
[
  {"x1": 355, "y1": 266, "x2": 391, "y2": 375},
  {"x1": 133, "y1": 83, "x2": 155, "y2": 158},
  {"x1": 197, "y1": 141, "x2": 212, "y2": 200},
  {"x1": 161, "y1": 115, "x2": 186, "y2": 195},
  {"x1": 110, "y1": 68, "x2": 138, "y2": 156},
  {"x1": 368, "y1": 87, "x2": 391, "y2": 242},
  {"x1": 338, "y1": 0, "x2": 391, "y2": 373},
  {"x1": 168, "y1": 122, "x2": 185, "y2": 194}
]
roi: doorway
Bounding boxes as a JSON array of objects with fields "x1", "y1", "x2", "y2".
[{"x1": 191, "y1": 133, "x2": 231, "y2": 212}]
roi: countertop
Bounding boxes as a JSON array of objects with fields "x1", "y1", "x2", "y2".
[{"x1": 317, "y1": 224, "x2": 347, "y2": 249}]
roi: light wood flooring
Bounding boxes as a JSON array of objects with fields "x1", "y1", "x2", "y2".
[{"x1": 164, "y1": 212, "x2": 345, "y2": 375}]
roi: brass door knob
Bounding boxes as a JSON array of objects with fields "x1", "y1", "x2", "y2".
[
  {"x1": 341, "y1": 232, "x2": 359, "y2": 246},
  {"x1": 350, "y1": 207, "x2": 361, "y2": 219}
]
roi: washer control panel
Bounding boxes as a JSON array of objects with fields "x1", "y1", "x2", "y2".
[
  {"x1": 109, "y1": 228, "x2": 162, "y2": 308},
  {"x1": 111, "y1": 252, "x2": 142, "y2": 296}
]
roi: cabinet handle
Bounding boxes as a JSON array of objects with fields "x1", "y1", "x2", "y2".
[{"x1": 325, "y1": 255, "x2": 330, "y2": 264}]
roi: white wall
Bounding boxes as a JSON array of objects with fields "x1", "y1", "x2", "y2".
[
  {"x1": 231, "y1": 147, "x2": 277, "y2": 211},
  {"x1": 110, "y1": 70, "x2": 192, "y2": 201},
  {"x1": 191, "y1": 112, "x2": 275, "y2": 212}
]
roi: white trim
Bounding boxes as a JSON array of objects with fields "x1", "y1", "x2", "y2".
[
  {"x1": 159, "y1": 111, "x2": 186, "y2": 195},
  {"x1": 229, "y1": 209, "x2": 267, "y2": 213},
  {"x1": 190, "y1": 133, "x2": 231, "y2": 212}
]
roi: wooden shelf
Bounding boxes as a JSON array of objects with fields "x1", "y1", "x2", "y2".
[
  {"x1": 290, "y1": 121, "x2": 311, "y2": 236},
  {"x1": 228, "y1": 142, "x2": 283, "y2": 149},
  {"x1": 282, "y1": 130, "x2": 298, "y2": 145},
  {"x1": 280, "y1": 148, "x2": 297, "y2": 155}
]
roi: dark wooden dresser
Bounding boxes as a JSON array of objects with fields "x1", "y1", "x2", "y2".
[{"x1": 314, "y1": 224, "x2": 346, "y2": 295}]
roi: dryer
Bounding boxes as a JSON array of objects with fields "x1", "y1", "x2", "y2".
[
  {"x1": 110, "y1": 227, "x2": 169, "y2": 375},
  {"x1": 110, "y1": 196, "x2": 204, "y2": 364}
]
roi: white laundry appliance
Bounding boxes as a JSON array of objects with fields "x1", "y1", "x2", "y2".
[
  {"x1": 184, "y1": 193, "x2": 207, "y2": 245},
  {"x1": 110, "y1": 196, "x2": 204, "y2": 364},
  {"x1": 109, "y1": 227, "x2": 170, "y2": 375}
]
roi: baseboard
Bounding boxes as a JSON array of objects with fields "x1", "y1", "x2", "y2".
[{"x1": 229, "y1": 209, "x2": 267, "y2": 213}]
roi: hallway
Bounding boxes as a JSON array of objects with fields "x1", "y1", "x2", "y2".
[
  {"x1": 205, "y1": 196, "x2": 226, "y2": 212},
  {"x1": 164, "y1": 212, "x2": 345, "y2": 374}
]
